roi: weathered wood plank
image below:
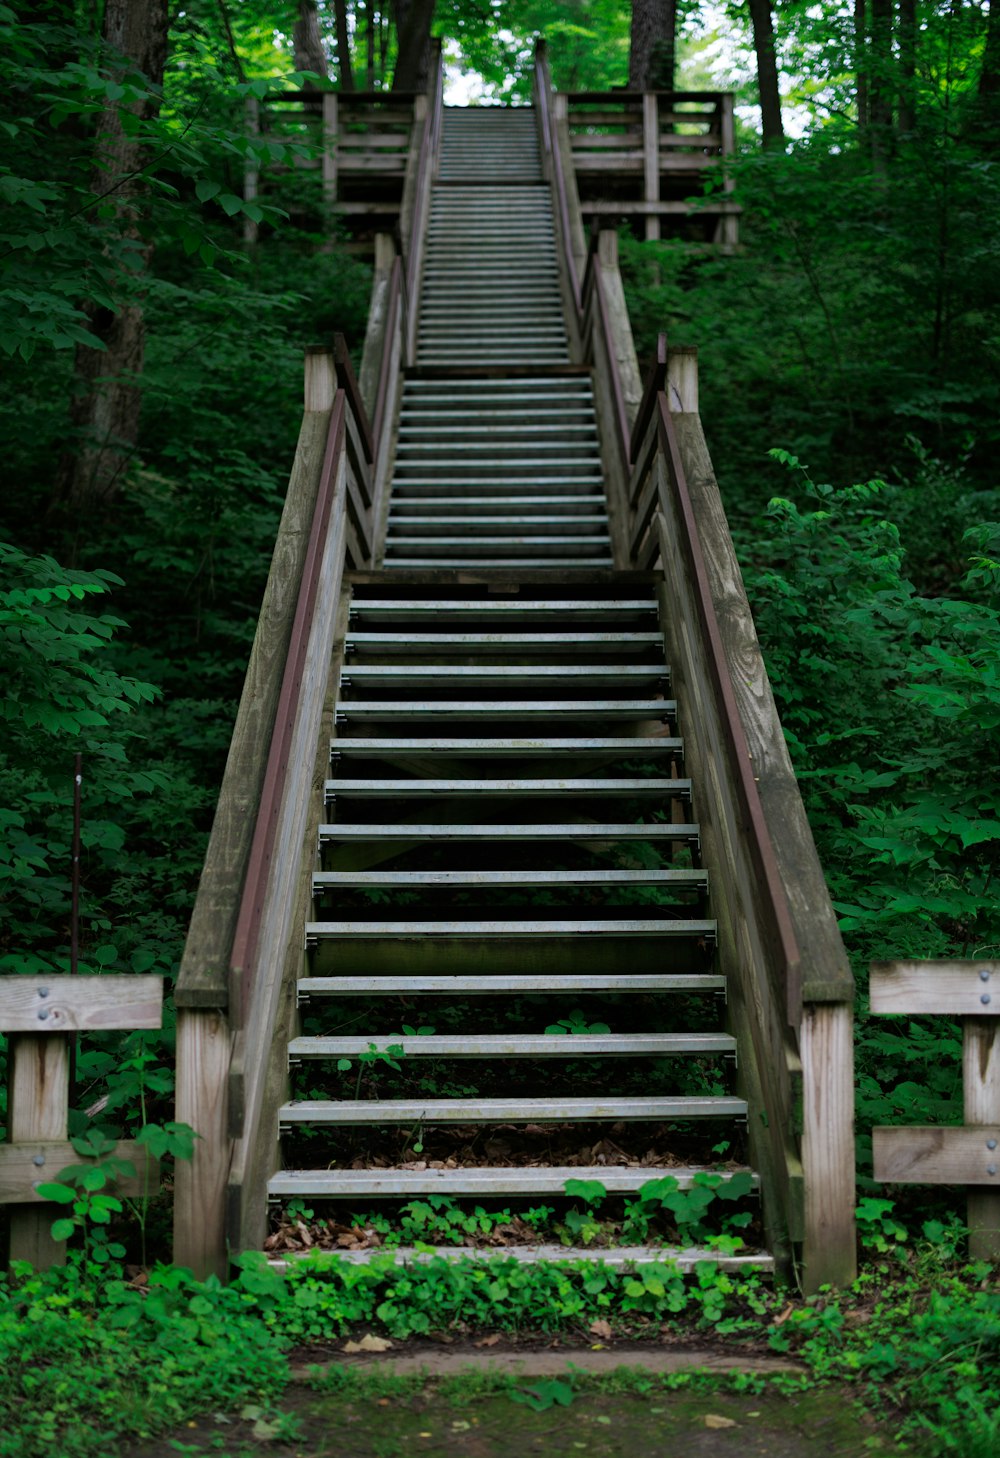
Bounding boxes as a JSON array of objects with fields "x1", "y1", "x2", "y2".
[
  {"x1": 0, "y1": 1142, "x2": 159, "y2": 1204},
  {"x1": 175, "y1": 404, "x2": 331, "y2": 1009},
  {"x1": 801, "y1": 1004, "x2": 856, "y2": 1286},
  {"x1": 7, "y1": 1035, "x2": 70, "y2": 1266},
  {"x1": 964, "y1": 1019, "x2": 1000, "y2": 1259},
  {"x1": 870, "y1": 961, "x2": 1000, "y2": 1016},
  {"x1": 173, "y1": 1008, "x2": 231, "y2": 1280},
  {"x1": 670, "y1": 402, "x2": 852, "y2": 1007},
  {"x1": 642, "y1": 94, "x2": 660, "y2": 242},
  {"x1": 227, "y1": 503, "x2": 349, "y2": 1252},
  {"x1": 0, "y1": 976, "x2": 162, "y2": 1033},
  {"x1": 873, "y1": 1124, "x2": 1000, "y2": 1185}
]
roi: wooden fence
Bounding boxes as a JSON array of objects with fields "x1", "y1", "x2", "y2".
[
  {"x1": 871, "y1": 960, "x2": 1000, "y2": 1260},
  {"x1": 1, "y1": 975, "x2": 162, "y2": 1268}
]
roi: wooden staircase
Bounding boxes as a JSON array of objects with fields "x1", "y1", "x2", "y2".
[
  {"x1": 265, "y1": 108, "x2": 765, "y2": 1266},
  {"x1": 173, "y1": 71, "x2": 856, "y2": 1292},
  {"x1": 272, "y1": 579, "x2": 758, "y2": 1250}
]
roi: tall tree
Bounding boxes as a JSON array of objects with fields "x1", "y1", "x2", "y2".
[
  {"x1": 333, "y1": 0, "x2": 355, "y2": 89},
  {"x1": 392, "y1": 0, "x2": 436, "y2": 90},
  {"x1": 62, "y1": 0, "x2": 169, "y2": 508},
  {"x1": 898, "y1": 0, "x2": 917, "y2": 134},
  {"x1": 293, "y1": 0, "x2": 328, "y2": 82},
  {"x1": 980, "y1": 0, "x2": 1000, "y2": 138},
  {"x1": 869, "y1": 0, "x2": 894, "y2": 166},
  {"x1": 747, "y1": 0, "x2": 785, "y2": 146},
  {"x1": 628, "y1": 0, "x2": 676, "y2": 90}
]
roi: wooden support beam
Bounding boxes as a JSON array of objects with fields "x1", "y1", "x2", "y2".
[
  {"x1": 965, "y1": 1020, "x2": 1000, "y2": 1260},
  {"x1": 173, "y1": 1008, "x2": 231, "y2": 1280},
  {"x1": 801, "y1": 1004, "x2": 857, "y2": 1288},
  {"x1": 7, "y1": 1036, "x2": 70, "y2": 1267}
]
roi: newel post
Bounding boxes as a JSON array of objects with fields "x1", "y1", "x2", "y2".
[
  {"x1": 304, "y1": 345, "x2": 337, "y2": 412},
  {"x1": 666, "y1": 346, "x2": 699, "y2": 414}
]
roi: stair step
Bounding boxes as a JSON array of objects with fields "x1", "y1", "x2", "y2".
[
  {"x1": 278, "y1": 1096, "x2": 746, "y2": 1125},
  {"x1": 268, "y1": 1165, "x2": 751, "y2": 1197},
  {"x1": 324, "y1": 778, "x2": 692, "y2": 799},
  {"x1": 268, "y1": 1245, "x2": 773, "y2": 1273},
  {"x1": 319, "y1": 820, "x2": 695, "y2": 843},
  {"x1": 339, "y1": 665, "x2": 666, "y2": 687},
  {"x1": 347, "y1": 600, "x2": 656, "y2": 619},
  {"x1": 297, "y1": 971, "x2": 720, "y2": 995},
  {"x1": 289, "y1": 1033, "x2": 732, "y2": 1058},
  {"x1": 306, "y1": 918, "x2": 715, "y2": 940},
  {"x1": 334, "y1": 700, "x2": 677, "y2": 723},
  {"x1": 344, "y1": 632, "x2": 661, "y2": 653},
  {"x1": 327, "y1": 737, "x2": 681, "y2": 759}
]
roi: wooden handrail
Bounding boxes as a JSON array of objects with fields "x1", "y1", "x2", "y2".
[
  {"x1": 334, "y1": 333, "x2": 374, "y2": 463},
  {"x1": 534, "y1": 44, "x2": 582, "y2": 316},
  {"x1": 373, "y1": 256, "x2": 403, "y2": 446},
  {"x1": 405, "y1": 39, "x2": 444, "y2": 351},
  {"x1": 229, "y1": 393, "x2": 346, "y2": 1018},
  {"x1": 581, "y1": 231, "x2": 632, "y2": 471},
  {"x1": 630, "y1": 333, "x2": 667, "y2": 459},
  {"x1": 654, "y1": 391, "x2": 802, "y2": 1017}
]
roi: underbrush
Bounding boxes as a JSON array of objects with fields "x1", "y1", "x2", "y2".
[{"x1": 2, "y1": 1220, "x2": 998, "y2": 1458}]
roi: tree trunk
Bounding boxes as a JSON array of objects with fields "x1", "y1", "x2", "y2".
[
  {"x1": 869, "y1": 0, "x2": 894, "y2": 168},
  {"x1": 293, "y1": 0, "x2": 328, "y2": 83},
  {"x1": 62, "y1": 0, "x2": 169, "y2": 509},
  {"x1": 333, "y1": 0, "x2": 355, "y2": 91},
  {"x1": 898, "y1": 0, "x2": 917, "y2": 135},
  {"x1": 628, "y1": 0, "x2": 676, "y2": 91},
  {"x1": 366, "y1": 1, "x2": 376, "y2": 89},
  {"x1": 980, "y1": 0, "x2": 1000, "y2": 142},
  {"x1": 392, "y1": 0, "x2": 436, "y2": 91},
  {"x1": 747, "y1": 0, "x2": 785, "y2": 147},
  {"x1": 855, "y1": 0, "x2": 869, "y2": 130}
]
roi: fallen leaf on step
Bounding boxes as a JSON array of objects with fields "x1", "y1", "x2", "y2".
[
  {"x1": 342, "y1": 1334, "x2": 393, "y2": 1353},
  {"x1": 704, "y1": 1415, "x2": 738, "y2": 1430},
  {"x1": 474, "y1": 1333, "x2": 501, "y2": 1347},
  {"x1": 588, "y1": 1319, "x2": 613, "y2": 1340}
]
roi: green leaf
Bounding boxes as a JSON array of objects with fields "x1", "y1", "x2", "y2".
[
  {"x1": 36, "y1": 1182, "x2": 75, "y2": 1204},
  {"x1": 50, "y1": 1218, "x2": 76, "y2": 1241},
  {"x1": 195, "y1": 179, "x2": 221, "y2": 203},
  {"x1": 218, "y1": 193, "x2": 243, "y2": 217}
]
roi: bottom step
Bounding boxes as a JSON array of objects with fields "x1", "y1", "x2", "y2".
[
  {"x1": 268, "y1": 1165, "x2": 757, "y2": 1198},
  {"x1": 267, "y1": 1244, "x2": 773, "y2": 1274}
]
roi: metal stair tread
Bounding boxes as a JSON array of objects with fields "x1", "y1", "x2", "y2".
[
  {"x1": 319, "y1": 821, "x2": 695, "y2": 841},
  {"x1": 323, "y1": 777, "x2": 692, "y2": 796},
  {"x1": 268, "y1": 1165, "x2": 753, "y2": 1196},
  {"x1": 267, "y1": 1244, "x2": 773, "y2": 1273},
  {"x1": 289, "y1": 1032, "x2": 734, "y2": 1057},
  {"x1": 297, "y1": 972, "x2": 720, "y2": 995},
  {"x1": 278, "y1": 1096, "x2": 747, "y2": 1124},
  {"x1": 306, "y1": 918, "x2": 715, "y2": 939}
]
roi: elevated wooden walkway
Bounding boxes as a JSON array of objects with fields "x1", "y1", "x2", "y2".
[{"x1": 172, "y1": 44, "x2": 855, "y2": 1291}]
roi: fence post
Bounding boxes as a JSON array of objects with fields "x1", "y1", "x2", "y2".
[
  {"x1": 322, "y1": 93, "x2": 338, "y2": 208},
  {"x1": 7, "y1": 1037, "x2": 70, "y2": 1267},
  {"x1": 964, "y1": 1018, "x2": 1000, "y2": 1260}
]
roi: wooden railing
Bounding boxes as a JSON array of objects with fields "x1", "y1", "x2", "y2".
[
  {"x1": 400, "y1": 39, "x2": 444, "y2": 364},
  {"x1": 558, "y1": 85, "x2": 738, "y2": 243},
  {"x1": 2, "y1": 975, "x2": 162, "y2": 1269},
  {"x1": 536, "y1": 41, "x2": 856, "y2": 1290},
  {"x1": 172, "y1": 59, "x2": 438, "y2": 1279},
  {"x1": 870, "y1": 960, "x2": 999, "y2": 1260}
]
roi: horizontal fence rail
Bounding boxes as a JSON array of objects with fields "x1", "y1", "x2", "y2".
[{"x1": 870, "y1": 960, "x2": 1000, "y2": 1260}]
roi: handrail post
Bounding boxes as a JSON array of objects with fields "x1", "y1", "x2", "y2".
[
  {"x1": 667, "y1": 345, "x2": 698, "y2": 414},
  {"x1": 304, "y1": 344, "x2": 336, "y2": 412},
  {"x1": 322, "y1": 93, "x2": 338, "y2": 210},
  {"x1": 642, "y1": 92, "x2": 661, "y2": 241},
  {"x1": 718, "y1": 94, "x2": 739, "y2": 248}
]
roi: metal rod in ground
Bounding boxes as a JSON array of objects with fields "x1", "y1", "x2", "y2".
[{"x1": 70, "y1": 752, "x2": 82, "y2": 1092}]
